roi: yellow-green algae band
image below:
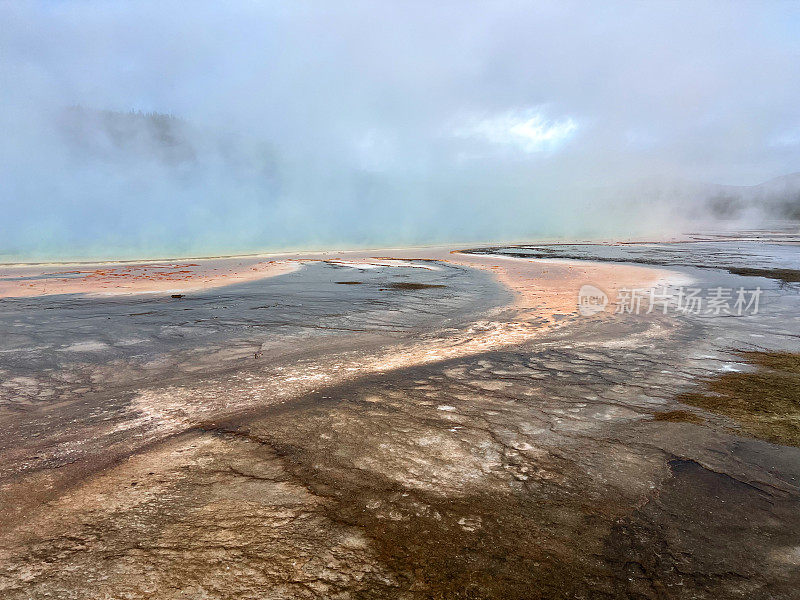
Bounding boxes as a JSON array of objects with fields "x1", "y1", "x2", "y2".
[{"x1": 678, "y1": 351, "x2": 800, "y2": 447}]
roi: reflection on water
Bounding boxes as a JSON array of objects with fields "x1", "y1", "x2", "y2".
[
  {"x1": 469, "y1": 235, "x2": 800, "y2": 273},
  {"x1": 0, "y1": 261, "x2": 509, "y2": 407},
  {"x1": 470, "y1": 232, "x2": 800, "y2": 356}
]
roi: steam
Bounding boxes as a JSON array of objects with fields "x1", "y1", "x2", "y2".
[{"x1": 1, "y1": 1, "x2": 799, "y2": 260}]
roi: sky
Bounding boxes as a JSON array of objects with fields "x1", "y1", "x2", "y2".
[{"x1": 1, "y1": 1, "x2": 799, "y2": 260}]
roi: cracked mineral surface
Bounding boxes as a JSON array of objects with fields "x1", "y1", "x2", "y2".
[{"x1": 1, "y1": 237, "x2": 799, "y2": 599}]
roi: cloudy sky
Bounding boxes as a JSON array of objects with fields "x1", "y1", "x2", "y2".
[{"x1": 1, "y1": 1, "x2": 799, "y2": 259}]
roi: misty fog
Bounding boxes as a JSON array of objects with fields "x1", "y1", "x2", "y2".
[{"x1": 1, "y1": 1, "x2": 799, "y2": 260}]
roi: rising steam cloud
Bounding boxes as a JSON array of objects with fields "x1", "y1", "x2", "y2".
[{"x1": 1, "y1": 1, "x2": 799, "y2": 260}]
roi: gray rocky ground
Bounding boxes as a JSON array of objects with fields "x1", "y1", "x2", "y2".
[{"x1": 1, "y1": 239, "x2": 799, "y2": 599}]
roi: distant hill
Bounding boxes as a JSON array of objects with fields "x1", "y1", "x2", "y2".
[
  {"x1": 58, "y1": 106, "x2": 197, "y2": 165},
  {"x1": 56, "y1": 106, "x2": 277, "y2": 179},
  {"x1": 740, "y1": 172, "x2": 800, "y2": 220},
  {"x1": 595, "y1": 171, "x2": 800, "y2": 230},
  {"x1": 693, "y1": 172, "x2": 800, "y2": 221}
]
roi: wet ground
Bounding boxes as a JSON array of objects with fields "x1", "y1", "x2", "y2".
[
  {"x1": 0, "y1": 260, "x2": 505, "y2": 403},
  {"x1": 465, "y1": 231, "x2": 800, "y2": 283},
  {"x1": 0, "y1": 260, "x2": 507, "y2": 526},
  {"x1": 1, "y1": 235, "x2": 799, "y2": 599}
]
